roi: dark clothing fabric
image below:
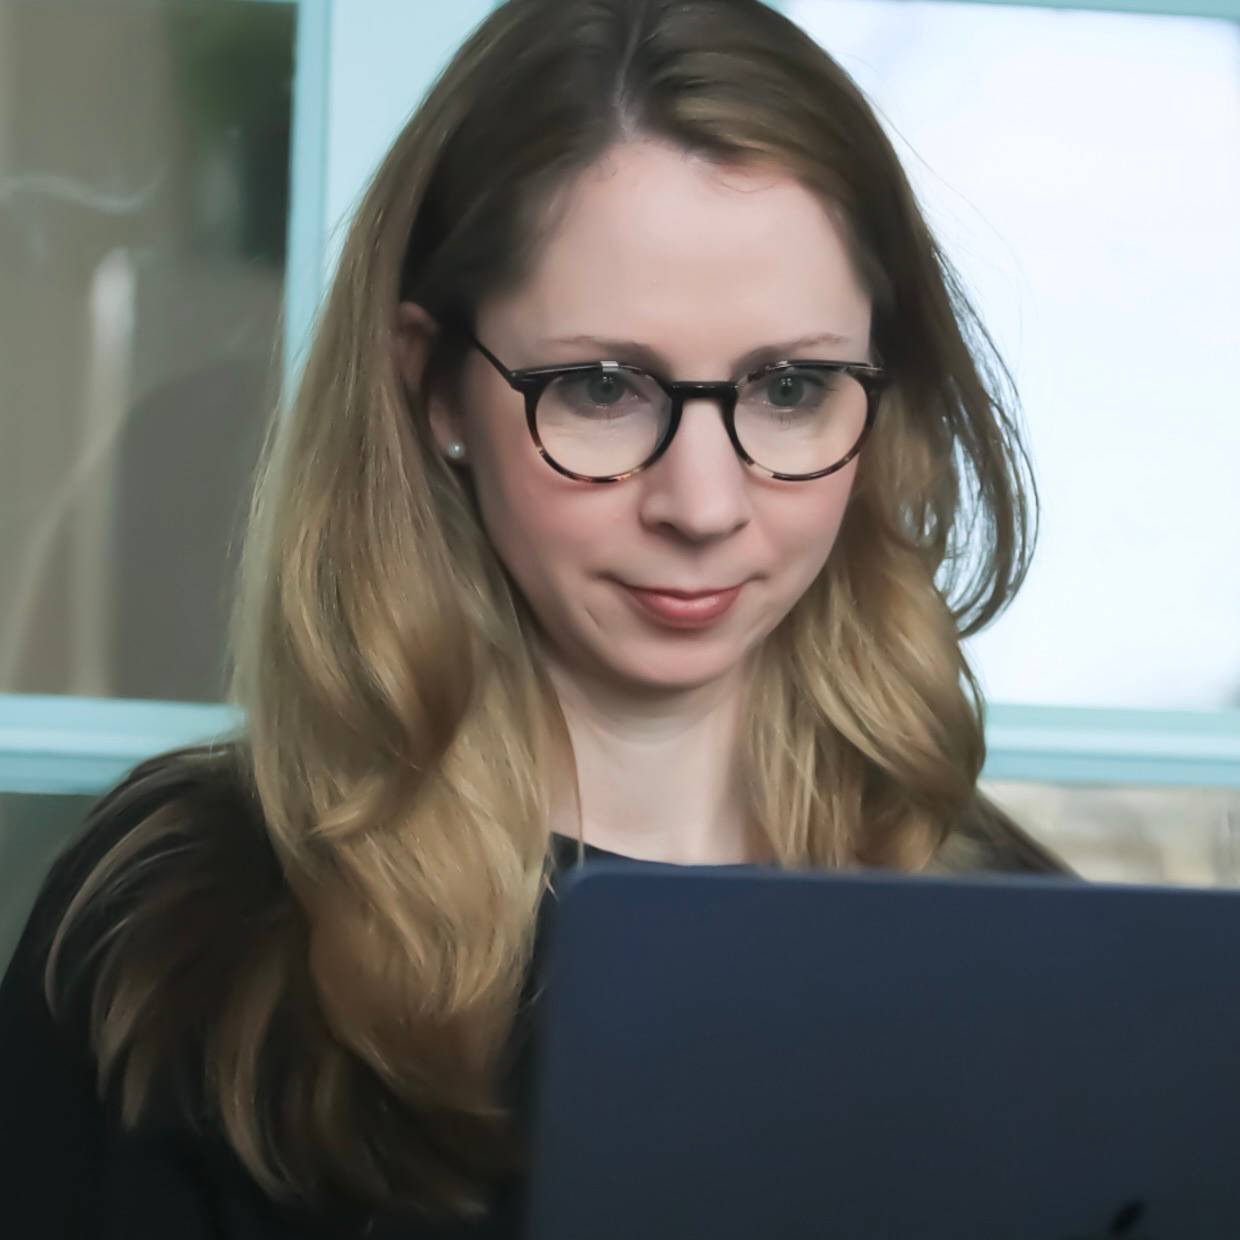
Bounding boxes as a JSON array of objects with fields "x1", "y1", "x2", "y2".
[{"x1": 0, "y1": 755, "x2": 1072, "y2": 1238}]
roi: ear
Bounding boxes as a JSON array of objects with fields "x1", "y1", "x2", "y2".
[{"x1": 394, "y1": 301, "x2": 463, "y2": 457}]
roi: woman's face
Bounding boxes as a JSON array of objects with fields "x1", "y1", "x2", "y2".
[{"x1": 422, "y1": 140, "x2": 873, "y2": 696}]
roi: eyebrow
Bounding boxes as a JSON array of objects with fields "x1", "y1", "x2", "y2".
[{"x1": 535, "y1": 332, "x2": 856, "y2": 376}]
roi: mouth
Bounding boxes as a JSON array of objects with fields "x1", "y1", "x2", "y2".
[
  {"x1": 621, "y1": 584, "x2": 743, "y2": 598},
  {"x1": 617, "y1": 581, "x2": 746, "y2": 628}
]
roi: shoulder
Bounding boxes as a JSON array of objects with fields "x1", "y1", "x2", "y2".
[
  {"x1": 928, "y1": 789, "x2": 1078, "y2": 879},
  {"x1": 22, "y1": 742, "x2": 277, "y2": 977},
  {"x1": 64, "y1": 739, "x2": 259, "y2": 860},
  {"x1": 67, "y1": 739, "x2": 267, "y2": 872},
  {"x1": 3, "y1": 741, "x2": 285, "y2": 1095},
  {"x1": 0, "y1": 743, "x2": 284, "y2": 1227}
]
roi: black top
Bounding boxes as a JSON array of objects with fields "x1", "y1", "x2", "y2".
[{"x1": 0, "y1": 760, "x2": 1070, "y2": 1239}]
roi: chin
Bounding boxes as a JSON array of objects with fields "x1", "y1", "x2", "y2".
[{"x1": 600, "y1": 641, "x2": 748, "y2": 693}]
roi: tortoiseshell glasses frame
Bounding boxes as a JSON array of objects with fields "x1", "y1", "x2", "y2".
[{"x1": 449, "y1": 322, "x2": 889, "y2": 484}]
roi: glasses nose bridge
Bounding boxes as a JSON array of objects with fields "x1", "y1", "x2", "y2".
[
  {"x1": 666, "y1": 378, "x2": 739, "y2": 419},
  {"x1": 659, "y1": 378, "x2": 743, "y2": 469},
  {"x1": 664, "y1": 376, "x2": 739, "y2": 431}
]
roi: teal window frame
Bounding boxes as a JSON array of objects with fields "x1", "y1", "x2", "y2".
[{"x1": 3, "y1": 0, "x2": 1238, "y2": 798}]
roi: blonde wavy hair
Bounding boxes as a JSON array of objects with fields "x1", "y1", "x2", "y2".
[{"x1": 45, "y1": 0, "x2": 1065, "y2": 1226}]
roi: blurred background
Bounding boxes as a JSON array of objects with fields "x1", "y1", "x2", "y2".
[{"x1": 2, "y1": 0, "x2": 1238, "y2": 968}]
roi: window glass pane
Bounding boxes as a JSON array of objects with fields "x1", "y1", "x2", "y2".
[
  {"x1": 0, "y1": 0, "x2": 294, "y2": 700},
  {"x1": 983, "y1": 778, "x2": 1240, "y2": 886},
  {"x1": 789, "y1": 0, "x2": 1240, "y2": 710}
]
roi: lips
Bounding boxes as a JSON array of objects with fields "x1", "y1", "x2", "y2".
[
  {"x1": 624, "y1": 585, "x2": 741, "y2": 598},
  {"x1": 619, "y1": 582, "x2": 745, "y2": 628}
]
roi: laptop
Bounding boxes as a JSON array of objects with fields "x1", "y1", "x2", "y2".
[{"x1": 525, "y1": 863, "x2": 1240, "y2": 1239}]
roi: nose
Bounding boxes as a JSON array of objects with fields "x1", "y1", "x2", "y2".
[{"x1": 636, "y1": 395, "x2": 751, "y2": 542}]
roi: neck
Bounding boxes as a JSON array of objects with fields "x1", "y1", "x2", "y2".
[{"x1": 544, "y1": 654, "x2": 762, "y2": 866}]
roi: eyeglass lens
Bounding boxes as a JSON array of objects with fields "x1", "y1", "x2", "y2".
[{"x1": 534, "y1": 365, "x2": 868, "y2": 479}]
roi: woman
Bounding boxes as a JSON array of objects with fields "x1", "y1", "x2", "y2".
[{"x1": 0, "y1": 0, "x2": 1072, "y2": 1235}]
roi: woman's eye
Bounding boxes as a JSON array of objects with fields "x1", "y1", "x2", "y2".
[
  {"x1": 764, "y1": 370, "x2": 825, "y2": 407},
  {"x1": 583, "y1": 373, "x2": 629, "y2": 405}
]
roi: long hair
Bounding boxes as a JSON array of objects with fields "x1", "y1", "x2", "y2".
[{"x1": 44, "y1": 0, "x2": 1063, "y2": 1224}]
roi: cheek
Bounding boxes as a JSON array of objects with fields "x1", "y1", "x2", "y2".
[
  {"x1": 471, "y1": 432, "x2": 599, "y2": 588},
  {"x1": 770, "y1": 468, "x2": 856, "y2": 577}
]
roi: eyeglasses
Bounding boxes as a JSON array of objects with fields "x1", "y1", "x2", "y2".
[{"x1": 451, "y1": 324, "x2": 889, "y2": 483}]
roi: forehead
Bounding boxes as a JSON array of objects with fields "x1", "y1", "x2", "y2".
[{"x1": 486, "y1": 140, "x2": 872, "y2": 359}]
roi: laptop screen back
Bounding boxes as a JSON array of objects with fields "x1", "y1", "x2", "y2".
[{"x1": 527, "y1": 865, "x2": 1240, "y2": 1240}]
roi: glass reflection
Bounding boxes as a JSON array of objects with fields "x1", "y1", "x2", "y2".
[{"x1": 0, "y1": 1, "x2": 294, "y2": 700}]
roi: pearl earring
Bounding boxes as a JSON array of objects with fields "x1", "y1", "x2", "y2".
[{"x1": 446, "y1": 441, "x2": 466, "y2": 461}]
